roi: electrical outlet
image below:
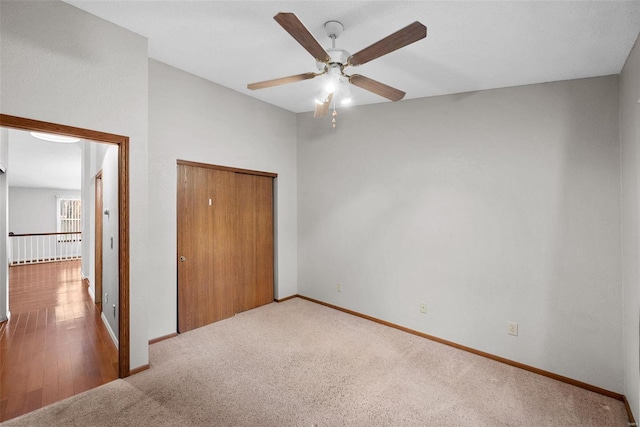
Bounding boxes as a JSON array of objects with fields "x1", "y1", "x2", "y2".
[
  {"x1": 419, "y1": 303, "x2": 427, "y2": 314},
  {"x1": 105, "y1": 293, "x2": 108, "y2": 304},
  {"x1": 508, "y1": 322, "x2": 518, "y2": 336},
  {"x1": 337, "y1": 283, "x2": 342, "y2": 292}
]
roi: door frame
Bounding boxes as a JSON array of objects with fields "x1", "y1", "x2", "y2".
[
  {"x1": 176, "y1": 159, "x2": 277, "y2": 333},
  {"x1": 0, "y1": 114, "x2": 131, "y2": 377},
  {"x1": 176, "y1": 159, "x2": 278, "y2": 178}
]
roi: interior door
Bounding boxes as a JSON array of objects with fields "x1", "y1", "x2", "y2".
[{"x1": 177, "y1": 164, "x2": 236, "y2": 332}]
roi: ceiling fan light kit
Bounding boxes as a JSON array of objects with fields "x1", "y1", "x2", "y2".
[{"x1": 247, "y1": 12, "x2": 427, "y2": 128}]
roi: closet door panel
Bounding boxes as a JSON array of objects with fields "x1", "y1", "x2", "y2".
[
  {"x1": 235, "y1": 173, "x2": 274, "y2": 313},
  {"x1": 177, "y1": 164, "x2": 211, "y2": 332},
  {"x1": 177, "y1": 165, "x2": 236, "y2": 332},
  {"x1": 209, "y1": 169, "x2": 237, "y2": 323}
]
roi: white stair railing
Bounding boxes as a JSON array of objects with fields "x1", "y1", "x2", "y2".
[{"x1": 8, "y1": 232, "x2": 82, "y2": 265}]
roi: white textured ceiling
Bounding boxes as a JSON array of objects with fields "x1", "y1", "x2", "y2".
[
  {"x1": 7, "y1": 129, "x2": 82, "y2": 191},
  {"x1": 65, "y1": 1, "x2": 640, "y2": 113}
]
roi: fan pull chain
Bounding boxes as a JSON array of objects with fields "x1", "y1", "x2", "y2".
[{"x1": 330, "y1": 96, "x2": 337, "y2": 129}]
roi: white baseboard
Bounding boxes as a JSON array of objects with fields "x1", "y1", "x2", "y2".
[
  {"x1": 101, "y1": 312, "x2": 119, "y2": 349},
  {"x1": 87, "y1": 285, "x2": 95, "y2": 302}
]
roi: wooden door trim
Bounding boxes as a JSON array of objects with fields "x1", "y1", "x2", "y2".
[
  {"x1": 94, "y1": 170, "x2": 103, "y2": 306},
  {"x1": 177, "y1": 159, "x2": 278, "y2": 178},
  {"x1": 0, "y1": 113, "x2": 131, "y2": 377}
]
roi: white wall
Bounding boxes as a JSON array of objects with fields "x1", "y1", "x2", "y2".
[
  {"x1": 0, "y1": 129, "x2": 6, "y2": 170},
  {"x1": 620, "y1": 35, "x2": 640, "y2": 420},
  {"x1": 101, "y1": 145, "x2": 119, "y2": 341},
  {"x1": 81, "y1": 142, "x2": 94, "y2": 293},
  {"x1": 0, "y1": 0, "x2": 149, "y2": 369},
  {"x1": 9, "y1": 187, "x2": 80, "y2": 234},
  {"x1": 81, "y1": 142, "x2": 109, "y2": 299},
  {"x1": 297, "y1": 75, "x2": 623, "y2": 393},
  {"x1": 0, "y1": 128, "x2": 7, "y2": 322},
  {"x1": 148, "y1": 59, "x2": 298, "y2": 340}
]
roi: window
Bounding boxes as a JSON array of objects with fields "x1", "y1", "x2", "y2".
[{"x1": 57, "y1": 197, "x2": 82, "y2": 241}]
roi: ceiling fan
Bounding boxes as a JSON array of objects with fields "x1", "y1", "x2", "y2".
[{"x1": 247, "y1": 12, "x2": 427, "y2": 119}]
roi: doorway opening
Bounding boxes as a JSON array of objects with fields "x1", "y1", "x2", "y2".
[{"x1": 0, "y1": 114, "x2": 130, "y2": 379}]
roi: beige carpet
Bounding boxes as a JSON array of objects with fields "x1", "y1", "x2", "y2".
[{"x1": 2, "y1": 298, "x2": 627, "y2": 426}]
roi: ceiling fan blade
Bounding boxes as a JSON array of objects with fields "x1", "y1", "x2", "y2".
[
  {"x1": 274, "y1": 12, "x2": 330, "y2": 63},
  {"x1": 314, "y1": 93, "x2": 333, "y2": 118},
  {"x1": 348, "y1": 22, "x2": 427, "y2": 67},
  {"x1": 349, "y1": 74, "x2": 406, "y2": 101},
  {"x1": 247, "y1": 72, "x2": 319, "y2": 90}
]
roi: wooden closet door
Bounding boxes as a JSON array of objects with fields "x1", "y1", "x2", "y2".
[
  {"x1": 177, "y1": 164, "x2": 236, "y2": 332},
  {"x1": 235, "y1": 173, "x2": 274, "y2": 313}
]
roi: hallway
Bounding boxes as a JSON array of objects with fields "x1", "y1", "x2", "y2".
[{"x1": 0, "y1": 260, "x2": 118, "y2": 421}]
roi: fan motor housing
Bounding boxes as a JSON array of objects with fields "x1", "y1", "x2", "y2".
[
  {"x1": 328, "y1": 48, "x2": 350, "y2": 65},
  {"x1": 316, "y1": 48, "x2": 350, "y2": 71}
]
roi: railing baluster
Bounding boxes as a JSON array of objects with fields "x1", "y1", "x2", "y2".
[{"x1": 8, "y1": 232, "x2": 82, "y2": 264}]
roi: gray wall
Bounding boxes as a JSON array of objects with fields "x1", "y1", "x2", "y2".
[
  {"x1": 0, "y1": 0, "x2": 149, "y2": 369},
  {"x1": 147, "y1": 60, "x2": 298, "y2": 340},
  {"x1": 297, "y1": 75, "x2": 622, "y2": 393},
  {"x1": 621, "y1": 34, "x2": 640, "y2": 420}
]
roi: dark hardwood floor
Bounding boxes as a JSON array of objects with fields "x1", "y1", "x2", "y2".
[{"x1": 0, "y1": 260, "x2": 118, "y2": 421}]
